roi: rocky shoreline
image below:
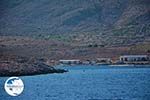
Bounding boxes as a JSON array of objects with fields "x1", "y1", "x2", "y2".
[{"x1": 0, "y1": 56, "x2": 67, "y2": 77}]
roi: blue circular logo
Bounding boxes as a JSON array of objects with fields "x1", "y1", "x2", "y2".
[{"x1": 4, "y1": 77, "x2": 24, "y2": 96}]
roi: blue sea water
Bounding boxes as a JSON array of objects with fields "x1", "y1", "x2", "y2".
[{"x1": 0, "y1": 65, "x2": 150, "y2": 100}]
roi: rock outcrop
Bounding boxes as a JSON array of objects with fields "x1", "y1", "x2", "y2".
[{"x1": 0, "y1": 55, "x2": 67, "y2": 77}]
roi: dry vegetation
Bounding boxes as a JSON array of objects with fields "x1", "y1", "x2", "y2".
[{"x1": 1, "y1": 36, "x2": 149, "y2": 61}]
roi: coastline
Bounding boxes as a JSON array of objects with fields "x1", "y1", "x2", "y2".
[
  {"x1": 0, "y1": 68, "x2": 68, "y2": 77},
  {"x1": 0, "y1": 60, "x2": 67, "y2": 77},
  {"x1": 57, "y1": 64, "x2": 150, "y2": 67},
  {"x1": 0, "y1": 54, "x2": 149, "y2": 77},
  {"x1": 1, "y1": 61, "x2": 150, "y2": 77}
]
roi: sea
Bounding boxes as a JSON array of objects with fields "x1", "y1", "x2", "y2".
[{"x1": 0, "y1": 65, "x2": 150, "y2": 100}]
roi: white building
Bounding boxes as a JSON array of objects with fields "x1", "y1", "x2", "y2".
[
  {"x1": 96, "y1": 58, "x2": 111, "y2": 65},
  {"x1": 120, "y1": 55, "x2": 149, "y2": 64},
  {"x1": 59, "y1": 60, "x2": 80, "y2": 65}
]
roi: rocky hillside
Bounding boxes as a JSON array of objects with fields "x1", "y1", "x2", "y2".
[
  {"x1": 0, "y1": 54, "x2": 67, "y2": 76},
  {"x1": 0, "y1": 0, "x2": 150, "y2": 46}
]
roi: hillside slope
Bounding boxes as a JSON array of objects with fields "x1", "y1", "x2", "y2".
[{"x1": 0, "y1": 0, "x2": 150, "y2": 46}]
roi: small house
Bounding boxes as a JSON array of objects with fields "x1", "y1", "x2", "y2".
[
  {"x1": 120, "y1": 55, "x2": 149, "y2": 64},
  {"x1": 96, "y1": 58, "x2": 111, "y2": 65},
  {"x1": 59, "y1": 59, "x2": 80, "y2": 65}
]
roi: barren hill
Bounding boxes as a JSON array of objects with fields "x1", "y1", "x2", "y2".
[{"x1": 0, "y1": 0, "x2": 150, "y2": 46}]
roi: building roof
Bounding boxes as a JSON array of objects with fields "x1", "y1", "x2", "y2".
[
  {"x1": 120, "y1": 55, "x2": 147, "y2": 58},
  {"x1": 59, "y1": 60, "x2": 80, "y2": 62}
]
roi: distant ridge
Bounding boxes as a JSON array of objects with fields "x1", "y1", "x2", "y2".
[{"x1": 0, "y1": 0, "x2": 150, "y2": 45}]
